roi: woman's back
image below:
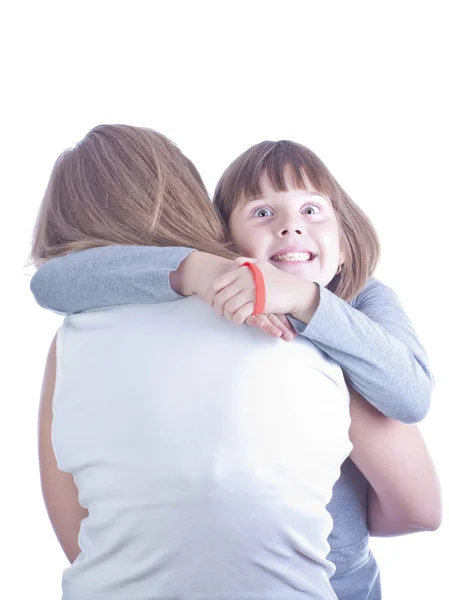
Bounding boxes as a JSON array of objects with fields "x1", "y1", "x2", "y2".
[{"x1": 53, "y1": 296, "x2": 351, "y2": 600}]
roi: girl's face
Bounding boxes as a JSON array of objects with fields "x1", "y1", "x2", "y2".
[{"x1": 229, "y1": 170, "x2": 344, "y2": 287}]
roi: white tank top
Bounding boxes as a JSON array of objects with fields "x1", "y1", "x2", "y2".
[{"x1": 52, "y1": 297, "x2": 351, "y2": 600}]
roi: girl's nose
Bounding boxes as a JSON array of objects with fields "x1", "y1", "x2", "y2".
[{"x1": 279, "y1": 227, "x2": 302, "y2": 237}]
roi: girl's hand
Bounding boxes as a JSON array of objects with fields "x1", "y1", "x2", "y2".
[
  {"x1": 206, "y1": 257, "x2": 306, "y2": 323},
  {"x1": 173, "y1": 253, "x2": 295, "y2": 339}
]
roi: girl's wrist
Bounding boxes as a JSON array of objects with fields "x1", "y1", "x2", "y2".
[
  {"x1": 174, "y1": 251, "x2": 233, "y2": 299},
  {"x1": 169, "y1": 250, "x2": 199, "y2": 296},
  {"x1": 290, "y1": 279, "x2": 320, "y2": 324}
]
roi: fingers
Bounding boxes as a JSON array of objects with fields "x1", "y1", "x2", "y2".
[
  {"x1": 217, "y1": 290, "x2": 252, "y2": 322},
  {"x1": 228, "y1": 301, "x2": 255, "y2": 325},
  {"x1": 205, "y1": 260, "x2": 257, "y2": 305},
  {"x1": 208, "y1": 265, "x2": 255, "y2": 315},
  {"x1": 205, "y1": 268, "x2": 240, "y2": 305},
  {"x1": 275, "y1": 314, "x2": 297, "y2": 337},
  {"x1": 246, "y1": 315, "x2": 283, "y2": 337},
  {"x1": 266, "y1": 314, "x2": 295, "y2": 341},
  {"x1": 246, "y1": 314, "x2": 296, "y2": 341},
  {"x1": 212, "y1": 285, "x2": 250, "y2": 317}
]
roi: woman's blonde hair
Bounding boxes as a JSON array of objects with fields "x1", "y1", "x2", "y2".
[
  {"x1": 31, "y1": 124, "x2": 237, "y2": 265},
  {"x1": 214, "y1": 140, "x2": 380, "y2": 302}
]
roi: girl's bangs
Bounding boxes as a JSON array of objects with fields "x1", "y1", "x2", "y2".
[{"x1": 239, "y1": 142, "x2": 332, "y2": 203}]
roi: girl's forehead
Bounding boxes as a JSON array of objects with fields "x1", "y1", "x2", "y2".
[
  {"x1": 246, "y1": 173, "x2": 327, "y2": 203},
  {"x1": 252, "y1": 167, "x2": 323, "y2": 198}
]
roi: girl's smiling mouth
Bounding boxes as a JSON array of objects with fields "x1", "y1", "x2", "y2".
[{"x1": 270, "y1": 249, "x2": 317, "y2": 263}]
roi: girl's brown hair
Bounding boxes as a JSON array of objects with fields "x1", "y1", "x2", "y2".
[
  {"x1": 213, "y1": 140, "x2": 380, "y2": 302},
  {"x1": 31, "y1": 124, "x2": 237, "y2": 265}
]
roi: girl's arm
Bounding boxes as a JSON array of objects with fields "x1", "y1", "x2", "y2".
[
  {"x1": 31, "y1": 246, "x2": 199, "y2": 312},
  {"x1": 288, "y1": 278, "x2": 433, "y2": 423},
  {"x1": 348, "y1": 385, "x2": 442, "y2": 536},
  {"x1": 38, "y1": 335, "x2": 88, "y2": 563},
  {"x1": 200, "y1": 258, "x2": 433, "y2": 424},
  {"x1": 31, "y1": 246, "x2": 433, "y2": 423}
]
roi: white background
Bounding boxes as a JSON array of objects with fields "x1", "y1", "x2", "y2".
[{"x1": 2, "y1": 1, "x2": 448, "y2": 598}]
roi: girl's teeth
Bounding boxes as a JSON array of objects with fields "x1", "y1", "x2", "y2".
[{"x1": 272, "y1": 252, "x2": 312, "y2": 262}]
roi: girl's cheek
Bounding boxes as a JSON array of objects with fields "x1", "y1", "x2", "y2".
[
  {"x1": 319, "y1": 230, "x2": 340, "y2": 251},
  {"x1": 318, "y1": 231, "x2": 341, "y2": 269},
  {"x1": 236, "y1": 238, "x2": 257, "y2": 257}
]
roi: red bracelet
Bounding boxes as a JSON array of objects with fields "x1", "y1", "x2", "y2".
[{"x1": 242, "y1": 262, "x2": 266, "y2": 315}]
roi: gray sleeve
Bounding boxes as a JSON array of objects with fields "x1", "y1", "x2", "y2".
[
  {"x1": 288, "y1": 278, "x2": 433, "y2": 424},
  {"x1": 30, "y1": 245, "x2": 195, "y2": 313}
]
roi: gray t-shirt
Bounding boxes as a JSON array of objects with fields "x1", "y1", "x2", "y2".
[{"x1": 30, "y1": 245, "x2": 434, "y2": 600}]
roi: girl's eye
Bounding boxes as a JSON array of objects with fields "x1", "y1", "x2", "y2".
[
  {"x1": 253, "y1": 207, "x2": 273, "y2": 218},
  {"x1": 302, "y1": 204, "x2": 321, "y2": 215}
]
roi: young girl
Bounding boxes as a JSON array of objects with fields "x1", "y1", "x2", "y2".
[{"x1": 32, "y1": 132, "x2": 440, "y2": 600}]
